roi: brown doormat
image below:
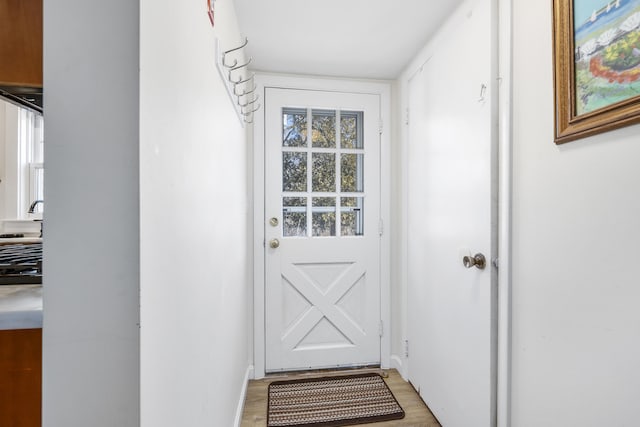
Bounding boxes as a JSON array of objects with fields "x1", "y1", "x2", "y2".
[{"x1": 267, "y1": 373, "x2": 405, "y2": 427}]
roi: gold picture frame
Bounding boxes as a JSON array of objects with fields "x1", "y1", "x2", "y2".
[{"x1": 553, "y1": 0, "x2": 640, "y2": 144}]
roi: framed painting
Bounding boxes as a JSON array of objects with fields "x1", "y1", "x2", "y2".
[{"x1": 553, "y1": 0, "x2": 640, "y2": 143}]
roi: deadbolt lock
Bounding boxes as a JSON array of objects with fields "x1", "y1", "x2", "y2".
[{"x1": 269, "y1": 217, "x2": 279, "y2": 227}]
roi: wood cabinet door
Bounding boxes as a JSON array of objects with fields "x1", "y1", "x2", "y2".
[
  {"x1": 0, "y1": 0, "x2": 43, "y2": 87},
  {"x1": 0, "y1": 328, "x2": 42, "y2": 427}
]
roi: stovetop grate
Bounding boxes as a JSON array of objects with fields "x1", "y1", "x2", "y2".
[{"x1": 0, "y1": 243, "x2": 42, "y2": 285}]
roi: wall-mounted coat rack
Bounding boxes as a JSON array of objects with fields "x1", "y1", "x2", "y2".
[{"x1": 215, "y1": 37, "x2": 260, "y2": 125}]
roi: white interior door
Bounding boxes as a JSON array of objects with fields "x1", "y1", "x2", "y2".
[
  {"x1": 407, "y1": 0, "x2": 496, "y2": 426},
  {"x1": 264, "y1": 88, "x2": 382, "y2": 372}
]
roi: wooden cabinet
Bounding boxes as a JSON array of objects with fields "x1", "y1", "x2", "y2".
[
  {"x1": 0, "y1": 328, "x2": 42, "y2": 427},
  {"x1": 0, "y1": 0, "x2": 43, "y2": 87}
]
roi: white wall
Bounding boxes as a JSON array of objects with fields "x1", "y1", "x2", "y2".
[
  {"x1": 44, "y1": 0, "x2": 250, "y2": 425},
  {"x1": 139, "y1": 0, "x2": 250, "y2": 426},
  {"x1": 394, "y1": 1, "x2": 640, "y2": 425},
  {"x1": 43, "y1": 0, "x2": 140, "y2": 426},
  {"x1": 511, "y1": 2, "x2": 640, "y2": 426}
]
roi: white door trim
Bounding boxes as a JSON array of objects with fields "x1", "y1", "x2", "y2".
[
  {"x1": 497, "y1": 0, "x2": 513, "y2": 426},
  {"x1": 252, "y1": 73, "x2": 392, "y2": 379}
]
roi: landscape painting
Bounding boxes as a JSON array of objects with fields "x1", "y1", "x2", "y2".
[{"x1": 574, "y1": 0, "x2": 640, "y2": 115}]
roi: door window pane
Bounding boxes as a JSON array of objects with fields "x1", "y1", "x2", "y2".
[
  {"x1": 283, "y1": 108, "x2": 307, "y2": 147},
  {"x1": 341, "y1": 154, "x2": 364, "y2": 192},
  {"x1": 312, "y1": 153, "x2": 336, "y2": 192},
  {"x1": 283, "y1": 197, "x2": 307, "y2": 237},
  {"x1": 340, "y1": 111, "x2": 363, "y2": 149},
  {"x1": 312, "y1": 109, "x2": 336, "y2": 148},
  {"x1": 283, "y1": 152, "x2": 307, "y2": 192},
  {"x1": 312, "y1": 197, "x2": 336, "y2": 237},
  {"x1": 279, "y1": 107, "x2": 366, "y2": 239},
  {"x1": 341, "y1": 197, "x2": 364, "y2": 236}
]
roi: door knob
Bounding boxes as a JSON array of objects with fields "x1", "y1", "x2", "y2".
[
  {"x1": 463, "y1": 253, "x2": 486, "y2": 270},
  {"x1": 269, "y1": 238, "x2": 280, "y2": 249}
]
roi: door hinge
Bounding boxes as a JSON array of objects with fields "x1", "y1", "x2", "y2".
[
  {"x1": 378, "y1": 219, "x2": 384, "y2": 236},
  {"x1": 378, "y1": 118, "x2": 384, "y2": 134},
  {"x1": 378, "y1": 320, "x2": 384, "y2": 337},
  {"x1": 404, "y1": 340, "x2": 409, "y2": 358},
  {"x1": 405, "y1": 108, "x2": 410, "y2": 126}
]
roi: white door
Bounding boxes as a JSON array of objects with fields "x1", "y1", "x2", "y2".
[
  {"x1": 264, "y1": 88, "x2": 382, "y2": 372},
  {"x1": 407, "y1": 0, "x2": 496, "y2": 426}
]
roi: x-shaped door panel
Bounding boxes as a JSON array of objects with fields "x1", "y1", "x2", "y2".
[{"x1": 280, "y1": 261, "x2": 367, "y2": 352}]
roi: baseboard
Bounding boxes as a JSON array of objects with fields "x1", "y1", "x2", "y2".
[
  {"x1": 234, "y1": 365, "x2": 254, "y2": 427},
  {"x1": 390, "y1": 354, "x2": 407, "y2": 380}
]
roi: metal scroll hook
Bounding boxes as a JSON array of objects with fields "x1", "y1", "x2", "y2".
[
  {"x1": 238, "y1": 94, "x2": 259, "y2": 108},
  {"x1": 242, "y1": 103, "x2": 261, "y2": 116},
  {"x1": 233, "y1": 74, "x2": 255, "y2": 93},
  {"x1": 222, "y1": 37, "x2": 249, "y2": 68},
  {"x1": 228, "y1": 58, "x2": 253, "y2": 82}
]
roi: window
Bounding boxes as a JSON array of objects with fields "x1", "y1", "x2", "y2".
[
  {"x1": 281, "y1": 108, "x2": 364, "y2": 238},
  {"x1": 16, "y1": 106, "x2": 44, "y2": 218},
  {"x1": 0, "y1": 100, "x2": 43, "y2": 221}
]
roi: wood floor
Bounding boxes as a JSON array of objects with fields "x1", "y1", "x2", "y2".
[{"x1": 240, "y1": 368, "x2": 441, "y2": 427}]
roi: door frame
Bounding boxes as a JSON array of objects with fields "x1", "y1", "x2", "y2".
[
  {"x1": 497, "y1": 0, "x2": 513, "y2": 425},
  {"x1": 252, "y1": 74, "x2": 392, "y2": 379}
]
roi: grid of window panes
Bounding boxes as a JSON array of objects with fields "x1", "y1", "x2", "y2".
[{"x1": 282, "y1": 108, "x2": 364, "y2": 237}]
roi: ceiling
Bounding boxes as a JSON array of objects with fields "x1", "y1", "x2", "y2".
[{"x1": 233, "y1": 0, "x2": 464, "y2": 80}]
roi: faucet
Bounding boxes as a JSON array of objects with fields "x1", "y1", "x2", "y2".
[
  {"x1": 28, "y1": 200, "x2": 44, "y2": 237},
  {"x1": 28, "y1": 200, "x2": 43, "y2": 214}
]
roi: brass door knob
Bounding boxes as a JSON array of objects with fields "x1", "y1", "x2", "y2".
[
  {"x1": 269, "y1": 239, "x2": 280, "y2": 249},
  {"x1": 463, "y1": 253, "x2": 486, "y2": 270}
]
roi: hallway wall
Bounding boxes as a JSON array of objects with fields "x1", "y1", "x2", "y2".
[
  {"x1": 43, "y1": 0, "x2": 141, "y2": 425},
  {"x1": 511, "y1": 2, "x2": 640, "y2": 426},
  {"x1": 139, "y1": 0, "x2": 250, "y2": 426},
  {"x1": 43, "y1": 0, "x2": 250, "y2": 426}
]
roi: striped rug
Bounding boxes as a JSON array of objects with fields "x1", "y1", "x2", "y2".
[{"x1": 267, "y1": 373, "x2": 405, "y2": 426}]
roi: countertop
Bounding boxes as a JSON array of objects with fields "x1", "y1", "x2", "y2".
[{"x1": 0, "y1": 285, "x2": 42, "y2": 330}]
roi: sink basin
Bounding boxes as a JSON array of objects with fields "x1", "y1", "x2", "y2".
[{"x1": 1, "y1": 219, "x2": 40, "y2": 236}]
